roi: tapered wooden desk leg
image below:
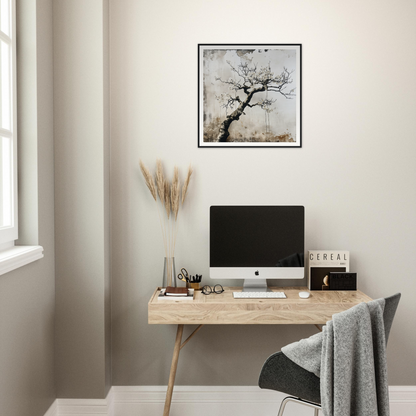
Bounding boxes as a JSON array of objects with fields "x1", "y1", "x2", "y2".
[{"x1": 163, "y1": 324, "x2": 184, "y2": 416}]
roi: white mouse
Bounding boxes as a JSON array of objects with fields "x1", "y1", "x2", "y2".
[{"x1": 299, "y1": 291, "x2": 311, "y2": 299}]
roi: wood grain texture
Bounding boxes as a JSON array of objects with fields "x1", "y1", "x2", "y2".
[
  {"x1": 163, "y1": 324, "x2": 184, "y2": 416},
  {"x1": 148, "y1": 287, "x2": 372, "y2": 325}
]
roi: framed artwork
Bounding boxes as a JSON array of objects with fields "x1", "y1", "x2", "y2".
[{"x1": 198, "y1": 44, "x2": 302, "y2": 148}]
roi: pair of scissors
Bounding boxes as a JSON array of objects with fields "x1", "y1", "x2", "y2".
[{"x1": 177, "y1": 268, "x2": 190, "y2": 283}]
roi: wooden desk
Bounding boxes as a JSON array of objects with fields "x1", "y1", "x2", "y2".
[{"x1": 148, "y1": 286, "x2": 372, "y2": 416}]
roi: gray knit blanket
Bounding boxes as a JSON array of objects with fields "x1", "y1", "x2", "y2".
[{"x1": 282, "y1": 299, "x2": 389, "y2": 416}]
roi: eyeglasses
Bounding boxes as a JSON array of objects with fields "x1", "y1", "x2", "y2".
[{"x1": 201, "y1": 284, "x2": 224, "y2": 295}]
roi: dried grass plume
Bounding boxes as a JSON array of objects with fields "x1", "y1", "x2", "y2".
[
  {"x1": 171, "y1": 167, "x2": 180, "y2": 220},
  {"x1": 163, "y1": 180, "x2": 170, "y2": 219},
  {"x1": 139, "y1": 160, "x2": 156, "y2": 201},
  {"x1": 182, "y1": 164, "x2": 193, "y2": 205},
  {"x1": 155, "y1": 159, "x2": 165, "y2": 203}
]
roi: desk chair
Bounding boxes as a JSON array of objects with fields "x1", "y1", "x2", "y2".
[{"x1": 258, "y1": 293, "x2": 401, "y2": 416}]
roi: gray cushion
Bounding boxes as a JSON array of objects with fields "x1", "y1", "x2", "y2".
[{"x1": 258, "y1": 351, "x2": 321, "y2": 404}]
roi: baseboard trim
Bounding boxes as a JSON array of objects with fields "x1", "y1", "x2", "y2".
[
  {"x1": 112, "y1": 385, "x2": 281, "y2": 403},
  {"x1": 389, "y1": 385, "x2": 416, "y2": 402},
  {"x1": 45, "y1": 385, "x2": 416, "y2": 416},
  {"x1": 54, "y1": 389, "x2": 114, "y2": 416}
]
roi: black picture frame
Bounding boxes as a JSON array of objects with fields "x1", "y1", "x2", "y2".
[{"x1": 198, "y1": 44, "x2": 302, "y2": 148}]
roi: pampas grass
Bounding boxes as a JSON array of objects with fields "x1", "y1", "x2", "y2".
[
  {"x1": 163, "y1": 180, "x2": 170, "y2": 219},
  {"x1": 156, "y1": 159, "x2": 165, "y2": 203},
  {"x1": 171, "y1": 167, "x2": 180, "y2": 221},
  {"x1": 182, "y1": 164, "x2": 193, "y2": 205},
  {"x1": 139, "y1": 160, "x2": 157, "y2": 201},
  {"x1": 139, "y1": 159, "x2": 193, "y2": 286}
]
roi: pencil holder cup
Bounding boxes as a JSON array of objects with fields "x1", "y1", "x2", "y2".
[{"x1": 187, "y1": 282, "x2": 201, "y2": 290}]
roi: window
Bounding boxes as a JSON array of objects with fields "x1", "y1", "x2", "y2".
[
  {"x1": 0, "y1": 0, "x2": 43, "y2": 274},
  {"x1": 0, "y1": 0, "x2": 17, "y2": 247}
]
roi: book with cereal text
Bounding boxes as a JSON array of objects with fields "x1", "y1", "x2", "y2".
[{"x1": 308, "y1": 251, "x2": 349, "y2": 290}]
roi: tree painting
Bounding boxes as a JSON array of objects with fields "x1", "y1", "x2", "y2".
[{"x1": 199, "y1": 45, "x2": 301, "y2": 147}]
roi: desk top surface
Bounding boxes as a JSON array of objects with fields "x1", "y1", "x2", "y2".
[{"x1": 148, "y1": 286, "x2": 372, "y2": 325}]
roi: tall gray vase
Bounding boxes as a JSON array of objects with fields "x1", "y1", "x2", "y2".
[{"x1": 162, "y1": 257, "x2": 176, "y2": 288}]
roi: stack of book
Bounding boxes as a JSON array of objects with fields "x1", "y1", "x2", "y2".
[
  {"x1": 308, "y1": 250, "x2": 350, "y2": 290},
  {"x1": 157, "y1": 286, "x2": 195, "y2": 301}
]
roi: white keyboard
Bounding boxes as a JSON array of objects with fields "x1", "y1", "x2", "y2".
[{"x1": 233, "y1": 291, "x2": 286, "y2": 299}]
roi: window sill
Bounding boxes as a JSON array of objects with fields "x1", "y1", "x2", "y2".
[{"x1": 0, "y1": 245, "x2": 44, "y2": 276}]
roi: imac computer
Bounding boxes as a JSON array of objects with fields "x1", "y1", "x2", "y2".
[{"x1": 209, "y1": 205, "x2": 305, "y2": 292}]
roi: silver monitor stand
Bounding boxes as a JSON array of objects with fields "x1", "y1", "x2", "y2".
[{"x1": 242, "y1": 279, "x2": 270, "y2": 292}]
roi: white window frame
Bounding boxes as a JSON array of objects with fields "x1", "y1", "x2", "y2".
[
  {"x1": 0, "y1": 0, "x2": 43, "y2": 274},
  {"x1": 0, "y1": 0, "x2": 17, "y2": 247}
]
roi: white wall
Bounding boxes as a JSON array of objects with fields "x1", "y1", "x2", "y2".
[{"x1": 110, "y1": 0, "x2": 416, "y2": 386}]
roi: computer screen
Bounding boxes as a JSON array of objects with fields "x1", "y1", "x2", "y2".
[{"x1": 209, "y1": 205, "x2": 305, "y2": 290}]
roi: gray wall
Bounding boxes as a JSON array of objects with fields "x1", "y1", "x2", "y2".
[
  {"x1": 54, "y1": 0, "x2": 111, "y2": 399},
  {"x1": 110, "y1": 0, "x2": 416, "y2": 386},
  {"x1": 0, "y1": 0, "x2": 56, "y2": 415}
]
